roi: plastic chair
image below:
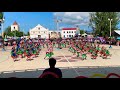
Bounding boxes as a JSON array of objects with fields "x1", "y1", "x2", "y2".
[
  {"x1": 39, "y1": 71, "x2": 59, "y2": 78},
  {"x1": 75, "y1": 76, "x2": 88, "y2": 78},
  {"x1": 106, "y1": 73, "x2": 120, "y2": 78}
]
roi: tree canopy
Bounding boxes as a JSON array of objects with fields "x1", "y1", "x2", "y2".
[
  {"x1": 0, "y1": 12, "x2": 3, "y2": 19},
  {"x1": 89, "y1": 12, "x2": 119, "y2": 37},
  {"x1": 4, "y1": 26, "x2": 25, "y2": 38},
  {"x1": 79, "y1": 29, "x2": 85, "y2": 35}
]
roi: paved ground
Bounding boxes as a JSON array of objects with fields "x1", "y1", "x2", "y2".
[{"x1": 0, "y1": 45, "x2": 120, "y2": 78}]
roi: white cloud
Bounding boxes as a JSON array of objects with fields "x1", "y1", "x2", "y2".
[{"x1": 54, "y1": 12, "x2": 90, "y2": 26}]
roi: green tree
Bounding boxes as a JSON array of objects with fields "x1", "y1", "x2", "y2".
[
  {"x1": 89, "y1": 12, "x2": 119, "y2": 37},
  {"x1": 12, "y1": 31, "x2": 24, "y2": 37},
  {"x1": 0, "y1": 12, "x2": 3, "y2": 19},
  {"x1": 4, "y1": 26, "x2": 11, "y2": 37},
  {"x1": 27, "y1": 31, "x2": 30, "y2": 36},
  {"x1": 79, "y1": 30, "x2": 85, "y2": 35},
  {"x1": 17, "y1": 31, "x2": 24, "y2": 37},
  {"x1": 0, "y1": 12, "x2": 5, "y2": 50},
  {"x1": 0, "y1": 12, "x2": 3, "y2": 31},
  {"x1": 4, "y1": 27, "x2": 25, "y2": 37}
]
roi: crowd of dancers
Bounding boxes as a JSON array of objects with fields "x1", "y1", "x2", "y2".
[
  {"x1": 67, "y1": 39, "x2": 111, "y2": 60},
  {"x1": 11, "y1": 38, "x2": 57, "y2": 62},
  {"x1": 10, "y1": 38, "x2": 111, "y2": 62}
]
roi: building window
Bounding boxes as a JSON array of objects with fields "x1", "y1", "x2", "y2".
[
  {"x1": 67, "y1": 35, "x2": 68, "y2": 37},
  {"x1": 74, "y1": 31, "x2": 76, "y2": 33},
  {"x1": 69, "y1": 31, "x2": 70, "y2": 33},
  {"x1": 69, "y1": 35, "x2": 71, "y2": 37},
  {"x1": 64, "y1": 35, "x2": 65, "y2": 37},
  {"x1": 33, "y1": 31, "x2": 35, "y2": 33},
  {"x1": 64, "y1": 31, "x2": 65, "y2": 33},
  {"x1": 14, "y1": 27, "x2": 15, "y2": 29},
  {"x1": 67, "y1": 31, "x2": 68, "y2": 33},
  {"x1": 44, "y1": 31, "x2": 45, "y2": 33},
  {"x1": 72, "y1": 31, "x2": 73, "y2": 33},
  {"x1": 39, "y1": 31, "x2": 40, "y2": 33},
  {"x1": 38, "y1": 28, "x2": 40, "y2": 30}
]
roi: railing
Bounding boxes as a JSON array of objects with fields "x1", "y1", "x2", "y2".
[
  {"x1": 1, "y1": 65, "x2": 120, "y2": 74},
  {"x1": 0, "y1": 65, "x2": 120, "y2": 78}
]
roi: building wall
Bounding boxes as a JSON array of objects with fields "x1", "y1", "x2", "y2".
[
  {"x1": 30, "y1": 30, "x2": 49, "y2": 38},
  {"x1": 11, "y1": 25, "x2": 19, "y2": 31},
  {"x1": 29, "y1": 24, "x2": 49, "y2": 39},
  {"x1": 48, "y1": 31, "x2": 62, "y2": 39},
  {"x1": 62, "y1": 30, "x2": 76, "y2": 38}
]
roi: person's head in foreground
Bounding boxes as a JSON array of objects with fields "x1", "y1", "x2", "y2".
[
  {"x1": 41, "y1": 58, "x2": 62, "y2": 78},
  {"x1": 49, "y1": 58, "x2": 56, "y2": 68}
]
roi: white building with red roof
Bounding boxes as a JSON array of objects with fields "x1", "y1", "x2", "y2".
[
  {"x1": 11, "y1": 21, "x2": 19, "y2": 31},
  {"x1": 61, "y1": 28, "x2": 78, "y2": 38}
]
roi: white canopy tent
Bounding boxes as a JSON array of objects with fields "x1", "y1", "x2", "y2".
[
  {"x1": 78, "y1": 33, "x2": 87, "y2": 36},
  {"x1": 114, "y1": 30, "x2": 120, "y2": 35}
]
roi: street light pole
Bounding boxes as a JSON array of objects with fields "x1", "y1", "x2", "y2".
[
  {"x1": 54, "y1": 17, "x2": 62, "y2": 48},
  {"x1": 108, "y1": 18, "x2": 113, "y2": 48}
]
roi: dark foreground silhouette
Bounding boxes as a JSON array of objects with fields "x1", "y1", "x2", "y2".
[{"x1": 40, "y1": 58, "x2": 62, "y2": 78}]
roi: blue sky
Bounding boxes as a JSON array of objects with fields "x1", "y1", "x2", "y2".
[
  {"x1": 2, "y1": 12, "x2": 56, "y2": 34},
  {"x1": 1, "y1": 12, "x2": 119, "y2": 34}
]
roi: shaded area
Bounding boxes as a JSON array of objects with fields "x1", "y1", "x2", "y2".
[{"x1": 0, "y1": 66, "x2": 120, "y2": 78}]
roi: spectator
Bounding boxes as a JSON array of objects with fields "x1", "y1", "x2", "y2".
[{"x1": 41, "y1": 58, "x2": 62, "y2": 78}]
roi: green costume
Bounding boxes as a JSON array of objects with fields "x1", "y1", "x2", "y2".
[
  {"x1": 32, "y1": 49, "x2": 37, "y2": 55},
  {"x1": 11, "y1": 51, "x2": 14, "y2": 56},
  {"x1": 73, "y1": 48, "x2": 76, "y2": 53},
  {"x1": 77, "y1": 52, "x2": 80, "y2": 57},
  {"x1": 69, "y1": 47, "x2": 73, "y2": 52},
  {"x1": 96, "y1": 47, "x2": 101, "y2": 51},
  {"x1": 61, "y1": 44, "x2": 65, "y2": 48},
  {"x1": 53, "y1": 43, "x2": 56, "y2": 47},
  {"x1": 46, "y1": 52, "x2": 51, "y2": 58},
  {"x1": 17, "y1": 49, "x2": 23, "y2": 55},
  {"x1": 80, "y1": 47, "x2": 82, "y2": 50},
  {"x1": 106, "y1": 50, "x2": 110, "y2": 55},
  {"x1": 46, "y1": 52, "x2": 53, "y2": 58},
  {"x1": 82, "y1": 54, "x2": 87, "y2": 59},
  {"x1": 89, "y1": 49, "x2": 93, "y2": 53},
  {"x1": 92, "y1": 52, "x2": 97, "y2": 57},
  {"x1": 50, "y1": 52, "x2": 54, "y2": 56}
]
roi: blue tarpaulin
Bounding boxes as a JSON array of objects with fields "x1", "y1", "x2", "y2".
[{"x1": 117, "y1": 37, "x2": 120, "y2": 40}]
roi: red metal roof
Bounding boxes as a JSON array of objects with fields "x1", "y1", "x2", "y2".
[
  {"x1": 13, "y1": 21, "x2": 18, "y2": 25},
  {"x1": 62, "y1": 28, "x2": 77, "y2": 30}
]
